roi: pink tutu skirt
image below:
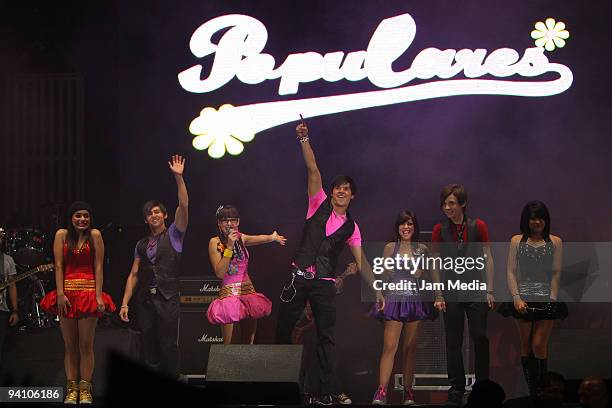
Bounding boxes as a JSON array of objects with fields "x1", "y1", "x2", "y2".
[{"x1": 207, "y1": 287, "x2": 272, "y2": 325}]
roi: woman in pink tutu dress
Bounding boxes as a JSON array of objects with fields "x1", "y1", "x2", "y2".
[
  {"x1": 207, "y1": 205, "x2": 286, "y2": 344},
  {"x1": 39, "y1": 201, "x2": 116, "y2": 404}
]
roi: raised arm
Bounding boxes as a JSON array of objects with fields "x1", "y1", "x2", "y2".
[
  {"x1": 242, "y1": 231, "x2": 287, "y2": 247},
  {"x1": 550, "y1": 235, "x2": 563, "y2": 301},
  {"x1": 91, "y1": 229, "x2": 106, "y2": 312},
  {"x1": 296, "y1": 122, "x2": 322, "y2": 197},
  {"x1": 169, "y1": 154, "x2": 189, "y2": 232}
]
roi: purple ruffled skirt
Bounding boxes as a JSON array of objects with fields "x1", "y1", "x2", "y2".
[{"x1": 370, "y1": 297, "x2": 438, "y2": 322}]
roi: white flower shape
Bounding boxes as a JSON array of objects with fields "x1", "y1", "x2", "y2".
[
  {"x1": 531, "y1": 18, "x2": 570, "y2": 52},
  {"x1": 189, "y1": 104, "x2": 255, "y2": 159}
]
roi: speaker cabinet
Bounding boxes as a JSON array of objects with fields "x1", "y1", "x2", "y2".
[
  {"x1": 205, "y1": 344, "x2": 303, "y2": 404},
  {"x1": 179, "y1": 307, "x2": 223, "y2": 374}
]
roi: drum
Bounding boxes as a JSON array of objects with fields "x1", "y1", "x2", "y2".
[
  {"x1": 16, "y1": 274, "x2": 56, "y2": 329},
  {"x1": 3, "y1": 229, "x2": 46, "y2": 266}
]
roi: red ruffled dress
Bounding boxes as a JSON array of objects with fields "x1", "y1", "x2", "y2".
[{"x1": 40, "y1": 241, "x2": 116, "y2": 318}]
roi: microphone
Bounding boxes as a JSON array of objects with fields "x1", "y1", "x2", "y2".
[{"x1": 226, "y1": 227, "x2": 243, "y2": 259}]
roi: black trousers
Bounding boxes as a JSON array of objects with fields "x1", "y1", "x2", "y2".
[
  {"x1": 136, "y1": 293, "x2": 181, "y2": 378},
  {"x1": 443, "y1": 302, "x2": 489, "y2": 392},
  {"x1": 276, "y1": 276, "x2": 337, "y2": 396}
]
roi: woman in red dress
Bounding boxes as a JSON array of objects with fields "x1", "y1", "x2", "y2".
[{"x1": 40, "y1": 202, "x2": 116, "y2": 404}]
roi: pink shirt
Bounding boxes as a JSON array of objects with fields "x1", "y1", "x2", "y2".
[
  {"x1": 307, "y1": 189, "x2": 362, "y2": 246},
  {"x1": 299, "y1": 189, "x2": 361, "y2": 280}
]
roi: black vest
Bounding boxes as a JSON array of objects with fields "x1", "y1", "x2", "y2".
[
  {"x1": 439, "y1": 217, "x2": 485, "y2": 300},
  {"x1": 136, "y1": 231, "x2": 181, "y2": 300},
  {"x1": 293, "y1": 197, "x2": 356, "y2": 279}
]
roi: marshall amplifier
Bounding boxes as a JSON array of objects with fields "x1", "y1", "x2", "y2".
[
  {"x1": 179, "y1": 306, "x2": 224, "y2": 374},
  {"x1": 180, "y1": 278, "x2": 221, "y2": 305}
]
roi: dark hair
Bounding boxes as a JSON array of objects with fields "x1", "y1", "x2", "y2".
[
  {"x1": 215, "y1": 205, "x2": 245, "y2": 258},
  {"x1": 440, "y1": 184, "x2": 468, "y2": 211},
  {"x1": 142, "y1": 200, "x2": 167, "y2": 219},
  {"x1": 65, "y1": 201, "x2": 94, "y2": 263},
  {"x1": 215, "y1": 204, "x2": 240, "y2": 221},
  {"x1": 520, "y1": 200, "x2": 551, "y2": 240},
  {"x1": 390, "y1": 209, "x2": 420, "y2": 243},
  {"x1": 330, "y1": 175, "x2": 357, "y2": 197}
]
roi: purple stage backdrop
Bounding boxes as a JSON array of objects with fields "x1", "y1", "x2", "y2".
[{"x1": 118, "y1": 0, "x2": 610, "y2": 239}]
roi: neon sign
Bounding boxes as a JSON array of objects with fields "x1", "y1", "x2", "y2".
[{"x1": 178, "y1": 14, "x2": 573, "y2": 158}]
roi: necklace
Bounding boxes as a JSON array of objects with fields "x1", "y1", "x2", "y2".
[{"x1": 526, "y1": 237, "x2": 546, "y2": 248}]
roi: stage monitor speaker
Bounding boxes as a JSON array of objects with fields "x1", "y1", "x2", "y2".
[
  {"x1": 179, "y1": 307, "x2": 223, "y2": 374},
  {"x1": 205, "y1": 344, "x2": 303, "y2": 405}
]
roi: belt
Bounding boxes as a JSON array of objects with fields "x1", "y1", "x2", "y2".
[
  {"x1": 294, "y1": 267, "x2": 315, "y2": 280},
  {"x1": 64, "y1": 279, "x2": 95, "y2": 291},
  {"x1": 218, "y1": 281, "x2": 256, "y2": 299}
]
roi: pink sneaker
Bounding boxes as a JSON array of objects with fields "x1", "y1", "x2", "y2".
[
  {"x1": 372, "y1": 385, "x2": 386, "y2": 405},
  {"x1": 403, "y1": 387, "x2": 416, "y2": 405}
]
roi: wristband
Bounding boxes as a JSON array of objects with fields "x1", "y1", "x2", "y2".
[
  {"x1": 223, "y1": 248, "x2": 234, "y2": 258},
  {"x1": 487, "y1": 290, "x2": 494, "y2": 294},
  {"x1": 120, "y1": 305, "x2": 129, "y2": 310},
  {"x1": 298, "y1": 135, "x2": 309, "y2": 143}
]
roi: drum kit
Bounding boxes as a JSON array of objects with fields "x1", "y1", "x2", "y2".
[{"x1": 0, "y1": 227, "x2": 56, "y2": 330}]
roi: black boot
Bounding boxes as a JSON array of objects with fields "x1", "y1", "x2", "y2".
[
  {"x1": 521, "y1": 356, "x2": 536, "y2": 396},
  {"x1": 533, "y1": 357, "x2": 548, "y2": 390}
]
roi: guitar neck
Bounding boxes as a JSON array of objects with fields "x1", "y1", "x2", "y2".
[{"x1": 0, "y1": 265, "x2": 53, "y2": 291}]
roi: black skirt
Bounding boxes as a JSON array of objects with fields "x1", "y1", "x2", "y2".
[{"x1": 498, "y1": 300, "x2": 568, "y2": 321}]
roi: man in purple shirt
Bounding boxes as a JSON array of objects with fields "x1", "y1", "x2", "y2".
[{"x1": 119, "y1": 155, "x2": 189, "y2": 379}]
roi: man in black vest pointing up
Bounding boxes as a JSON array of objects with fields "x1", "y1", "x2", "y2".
[
  {"x1": 276, "y1": 119, "x2": 383, "y2": 405},
  {"x1": 120, "y1": 154, "x2": 189, "y2": 379}
]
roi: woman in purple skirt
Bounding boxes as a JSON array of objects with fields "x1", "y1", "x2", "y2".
[{"x1": 371, "y1": 210, "x2": 438, "y2": 405}]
